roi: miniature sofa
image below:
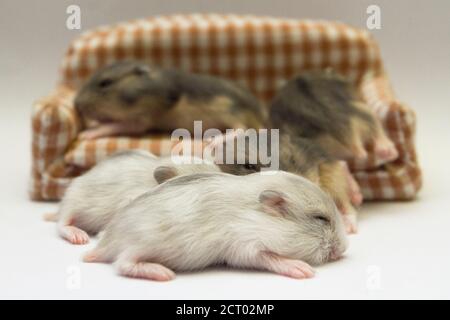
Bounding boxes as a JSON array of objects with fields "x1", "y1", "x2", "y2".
[{"x1": 30, "y1": 14, "x2": 422, "y2": 201}]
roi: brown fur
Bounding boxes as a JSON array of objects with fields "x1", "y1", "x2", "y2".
[
  {"x1": 75, "y1": 61, "x2": 267, "y2": 137},
  {"x1": 269, "y1": 70, "x2": 385, "y2": 161}
]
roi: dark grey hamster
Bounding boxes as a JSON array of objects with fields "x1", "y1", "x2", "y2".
[
  {"x1": 270, "y1": 70, "x2": 398, "y2": 162},
  {"x1": 74, "y1": 61, "x2": 267, "y2": 139}
]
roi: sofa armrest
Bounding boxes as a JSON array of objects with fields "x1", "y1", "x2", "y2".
[
  {"x1": 30, "y1": 85, "x2": 81, "y2": 200},
  {"x1": 350, "y1": 73, "x2": 422, "y2": 200},
  {"x1": 359, "y1": 73, "x2": 418, "y2": 163}
]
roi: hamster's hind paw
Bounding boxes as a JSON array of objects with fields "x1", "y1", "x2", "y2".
[
  {"x1": 342, "y1": 213, "x2": 358, "y2": 234},
  {"x1": 116, "y1": 261, "x2": 176, "y2": 281},
  {"x1": 78, "y1": 128, "x2": 106, "y2": 140},
  {"x1": 350, "y1": 191, "x2": 363, "y2": 207},
  {"x1": 340, "y1": 161, "x2": 363, "y2": 207}
]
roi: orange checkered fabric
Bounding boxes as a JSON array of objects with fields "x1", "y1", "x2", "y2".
[{"x1": 30, "y1": 14, "x2": 422, "y2": 201}]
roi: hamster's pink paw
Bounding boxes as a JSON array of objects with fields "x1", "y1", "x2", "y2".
[
  {"x1": 281, "y1": 260, "x2": 315, "y2": 279},
  {"x1": 342, "y1": 213, "x2": 358, "y2": 234},
  {"x1": 79, "y1": 129, "x2": 103, "y2": 140},
  {"x1": 43, "y1": 212, "x2": 58, "y2": 222},
  {"x1": 59, "y1": 225, "x2": 90, "y2": 245},
  {"x1": 347, "y1": 179, "x2": 363, "y2": 207},
  {"x1": 351, "y1": 192, "x2": 363, "y2": 207},
  {"x1": 374, "y1": 138, "x2": 398, "y2": 162},
  {"x1": 79, "y1": 123, "x2": 147, "y2": 140},
  {"x1": 340, "y1": 161, "x2": 363, "y2": 207},
  {"x1": 117, "y1": 261, "x2": 176, "y2": 281},
  {"x1": 260, "y1": 252, "x2": 315, "y2": 279},
  {"x1": 83, "y1": 250, "x2": 103, "y2": 263}
]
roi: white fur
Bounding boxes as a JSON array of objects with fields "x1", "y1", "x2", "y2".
[
  {"x1": 90, "y1": 170, "x2": 348, "y2": 277},
  {"x1": 53, "y1": 150, "x2": 221, "y2": 242}
]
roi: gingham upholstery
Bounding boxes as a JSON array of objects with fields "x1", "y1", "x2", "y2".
[{"x1": 30, "y1": 14, "x2": 422, "y2": 201}]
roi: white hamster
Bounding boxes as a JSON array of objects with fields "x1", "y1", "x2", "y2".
[
  {"x1": 44, "y1": 150, "x2": 221, "y2": 244},
  {"x1": 83, "y1": 170, "x2": 348, "y2": 281}
]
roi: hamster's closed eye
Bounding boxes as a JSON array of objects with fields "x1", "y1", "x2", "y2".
[
  {"x1": 98, "y1": 78, "x2": 114, "y2": 88},
  {"x1": 314, "y1": 215, "x2": 330, "y2": 224}
]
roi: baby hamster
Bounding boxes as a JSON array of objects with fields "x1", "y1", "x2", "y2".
[
  {"x1": 44, "y1": 150, "x2": 220, "y2": 244},
  {"x1": 83, "y1": 170, "x2": 348, "y2": 281},
  {"x1": 278, "y1": 134, "x2": 362, "y2": 234},
  {"x1": 269, "y1": 70, "x2": 398, "y2": 162},
  {"x1": 206, "y1": 131, "x2": 362, "y2": 233},
  {"x1": 74, "y1": 61, "x2": 267, "y2": 139}
]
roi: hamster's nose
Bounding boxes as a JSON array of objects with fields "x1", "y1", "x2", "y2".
[{"x1": 329, "y1": 246, "x2": 344, "y2": 261}]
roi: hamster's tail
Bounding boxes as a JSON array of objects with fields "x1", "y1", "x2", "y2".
[{"x1": 43, "y1": 212, "x2": 59, "y2": 222}]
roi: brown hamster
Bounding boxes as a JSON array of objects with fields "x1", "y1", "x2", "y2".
[
  {"x1": 74, "y1": 61, "x2": 267, "y2": 139},
  {"x1": 269, "y1": 70, "x2": 398, "y2": 162}
]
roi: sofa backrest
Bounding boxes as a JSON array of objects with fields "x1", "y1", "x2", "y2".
[{"x1": 60, "y1": 14, "x2": 383, "y2": 101}]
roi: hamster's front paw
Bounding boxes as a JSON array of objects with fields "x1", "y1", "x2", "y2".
[
  {"x1": 116, "y1": 260, "x2": 176, "y2": 281},
  {"x1": 79, "y1": 122, "x2": 148, "y2": 140},
  {"x1": 79, "y1": 128, "x2": 106, "y2": 140},
  {"x1": 259, "y1": 252, "x2": 315, "y2": 279},
  {"x1": 280, "y1": 260, "x2": 316, "y2": 279},
  {"x1": 59, "y1": 225, "x2": 90, "y2": 244},
  {"x1": 374, "y1": 137, "x2": 399, "y2": 162}
]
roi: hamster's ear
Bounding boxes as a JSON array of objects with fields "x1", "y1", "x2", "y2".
[
  {"x1": 259, "y1": 190, "x2": 287, "y2": 217},
  {"x1": 133, "y1": 64, "x2": 151, "y2": 76},
  {"x1": 153, "y1": 166, "x2": 178, "y2": 184}
]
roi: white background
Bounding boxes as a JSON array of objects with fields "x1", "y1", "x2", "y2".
[{"x1": 0, "y1": 0, "x2": 449, "y2": 299}]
